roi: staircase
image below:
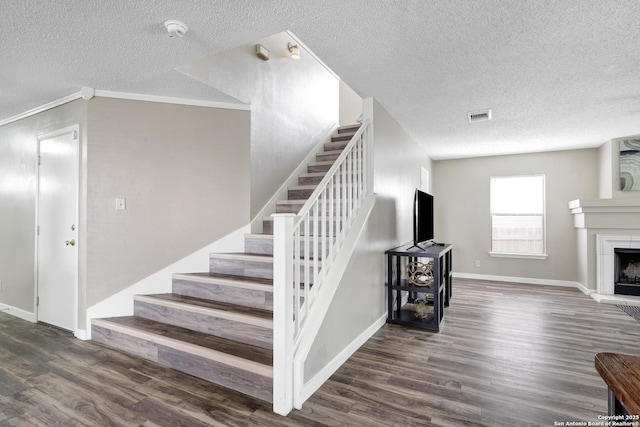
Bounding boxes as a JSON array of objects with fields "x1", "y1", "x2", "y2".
[{"x1": 91, "y1": 124, "x2": 361, "y2": 405}]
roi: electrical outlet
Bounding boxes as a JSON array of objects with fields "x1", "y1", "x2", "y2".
[{"x1": 475, "y1": 260, "x2": 481, "y2": 268}]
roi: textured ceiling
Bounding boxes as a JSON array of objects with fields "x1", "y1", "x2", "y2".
[{"x1": 2, "y1": 0, "x2": 640, "y2": 159}]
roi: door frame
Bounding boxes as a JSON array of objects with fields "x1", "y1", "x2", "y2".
[{"x1": 35, "y1": 124, "x2": 81, "y2": 332}]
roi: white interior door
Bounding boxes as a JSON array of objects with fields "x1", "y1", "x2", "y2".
[{"x1": 37, "y1": 127, "x2": 79, "y2": 331}]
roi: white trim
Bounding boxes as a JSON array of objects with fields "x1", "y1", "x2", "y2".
[
  {"x1": 0, "y1": 89, "x2": 250, "y2": 129},
  {"x1": 452, "y1": 272, "x2": 590, "y2": 295},
  {"x1": 590, "y1": 292, "x2": 640, "y2": 306},
  {"x1": 0, "y1": 304, "x2": 37, "y2": 323},
  {"x1": 93, "y1": 89, "x2": 250, "y2": 111},
  {"x1": 74, "y1": 329, "x2": 89, "y2": 340},
  {"x1": 272, "y1": 214, "x2": 296, "y2": 416},
  {"x1": 489, "y1": 251, "x2": 548, "y2": 260},
  {"x1": 296, "y1": 314, "x2": 386, "y2": 409},
  {"x1": 0, "y1": 92, "x2": 83, "y2": 127},
  {"x1": 286, "y1": 31, "x2": 339, "y2": 80}
]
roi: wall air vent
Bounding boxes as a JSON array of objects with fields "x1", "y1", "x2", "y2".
[{"x1": 468, "y1": 109, "x2": 492, "y2": 123}]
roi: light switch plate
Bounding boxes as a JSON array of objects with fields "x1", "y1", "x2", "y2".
[{"x1": 115, "y1": 197, "x2": 126, "y2": 211}]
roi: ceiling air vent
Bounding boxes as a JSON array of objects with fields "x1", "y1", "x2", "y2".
[{"x1": 468, "y1": 109, "x2": 492, "y2": 123}]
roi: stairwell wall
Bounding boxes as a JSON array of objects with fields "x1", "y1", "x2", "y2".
[
  {"x1": 303, "y1": 99, "x2": 433, "y2": 382},
  {"x1": 177, "y1": 31, "x2": 340, "y2": 218}
]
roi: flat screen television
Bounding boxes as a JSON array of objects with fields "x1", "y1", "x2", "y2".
[{"x1": 413, "y1": 189, "x2": 434, "y2": 248}]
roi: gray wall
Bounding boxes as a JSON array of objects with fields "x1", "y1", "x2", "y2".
[
  {"x1": 85, "y1": 97, "x2": 251, "y2": 309},
  {"x1": 304, "y1": 99, "x2": 433, "y2": 380},
  {"x1": 0, "y1": 100, "x2": 88, "y2": 314},
  {"x1": 433, "y1": 149, "x2": 599, "y2": 281},
  {"x1": 177, "y1": 31, "x2": 339, "y2": 217},
  {"x1": 0, "y1": 96, "x2": 250, "y2": 328}
]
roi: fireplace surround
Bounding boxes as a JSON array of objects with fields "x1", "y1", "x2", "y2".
[{"x1": 596, "y1": 234, "x2": 640, "y2": 296}]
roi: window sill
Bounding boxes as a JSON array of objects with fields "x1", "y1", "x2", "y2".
[{"x1": 489, "y1": 251, "x2": 548, "y2": 260}]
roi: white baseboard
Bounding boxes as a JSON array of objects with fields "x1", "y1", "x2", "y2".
[
  {"x1": 0, "y1": 303, "x2": 36, "y2": 323},
  {"x1": 84, "y1": 225, "x2": 249, "y2": 339},
  {"x1": 295, "y1": 313, "x2": 386, "y2": 409},
  {"x1": 590, "y1": 293, "x2": 640, "y2": 306},
  {"x1": 452, "y1": 272, "x2": 591, "y2": 295},
  {"x1": 74, "y1": 329, "x2": 89, "y2": 340}
]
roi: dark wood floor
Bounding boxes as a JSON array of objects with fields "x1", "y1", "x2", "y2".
[{"x1": 2, "y1": 279, "x2": 640, "y2": 426}]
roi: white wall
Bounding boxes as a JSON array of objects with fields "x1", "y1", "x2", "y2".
[
  {"x1": 177, "y1": 31, "x2": 340, "y2": 218},
  {"x1": 339, "y1": 80, "x2": 362, "y2": 126},
  {"x1": 0, "y1": 99, "x2": 87, "y2": 317},
  {"x1": 433, "y1": 149, "x2": 599, "y2": 282},
  {"x1": 303, "y1": 98, "x2": 433, "y2": 381},
  {"x1": 598, "y1": 140, "x2": 613, "y2": 199}
]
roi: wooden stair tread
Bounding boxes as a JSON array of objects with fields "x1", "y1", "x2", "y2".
[
  {"x1": 173, "y1": 272, "x2": 273, "y2": 288},
  {"x1": 299, "y1": 172, "x2": 326, "y2": 178},
  {"x1": 288, "y1": 184, "x2": 317, "y2": 190},
  {"x1": 308, "y1": 160, "x2": 334, "y2": 167},
  {"x1": 245, "y1": 233, "x2": 274, "y2": 239},
  {"x1": 209, "y1": 252, "x2": 273, "y2": 261},
  {"x1": 338, "y1": 124, "x2": 360, "y2": 133},
  {"x1": 331, "y1": 133, "x2": 355, "y2": 141},
  {"x1": 135, "y1": 293, "x2": 273, "y2": 323},
  {"x1": 94, "y1": 316, "x2": 273, "y2": 367}
]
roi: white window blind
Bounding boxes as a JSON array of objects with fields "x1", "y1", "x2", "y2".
[{"x1": 490, "y1": 175, "x2": 545, "y2": 255}]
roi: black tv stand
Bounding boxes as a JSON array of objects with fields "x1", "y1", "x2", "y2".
[{"x1": 385, "y1": 242, "x2": 453, "y2": 332}]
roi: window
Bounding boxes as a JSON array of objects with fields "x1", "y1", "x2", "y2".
[{"x1": 490, "y1": 175, "x2": 546, "y2": 257}]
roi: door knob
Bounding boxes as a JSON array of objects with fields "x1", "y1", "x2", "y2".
[{"x1": 65, "y1": 239, "x2": 76, "y2": 246}]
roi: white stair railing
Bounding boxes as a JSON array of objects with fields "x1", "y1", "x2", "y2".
[{"x1": 272, "y1": 120, "x2": 372, "y2": 415}]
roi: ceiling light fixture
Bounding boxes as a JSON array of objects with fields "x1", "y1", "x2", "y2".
[
  {"x1": 163, "y1": 20, "x2": 188, "y2": 38},
  {"x1": 287, "y1": 43, "x2": 300, "y2": 60}
]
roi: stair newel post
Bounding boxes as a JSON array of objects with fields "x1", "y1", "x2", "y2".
[{"x1": 272, "y1": 213, "x2": 295, "y2": 416}]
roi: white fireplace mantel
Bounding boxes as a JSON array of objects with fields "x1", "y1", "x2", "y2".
[{"x1": 569, "y1": 198, "x2": 640, "y2": 230}]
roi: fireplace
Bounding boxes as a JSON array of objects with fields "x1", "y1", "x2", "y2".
[
  {"x1": 595, "y1": 234, "x2": 640, "y2": 296},
  {"x1": 570, "y1": 195, "x2": 640, "y2": 302},
  {"x1": 615, "y1": 248, "x2": 640, "y2": 296}
]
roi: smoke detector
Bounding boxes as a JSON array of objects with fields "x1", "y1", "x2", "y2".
[
  {"x1": 468, "y1": 109, "x2": 492, "y2": 123},
  {"x1": 163, "y1": 20, "x2": 188, "y2": 38}
]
